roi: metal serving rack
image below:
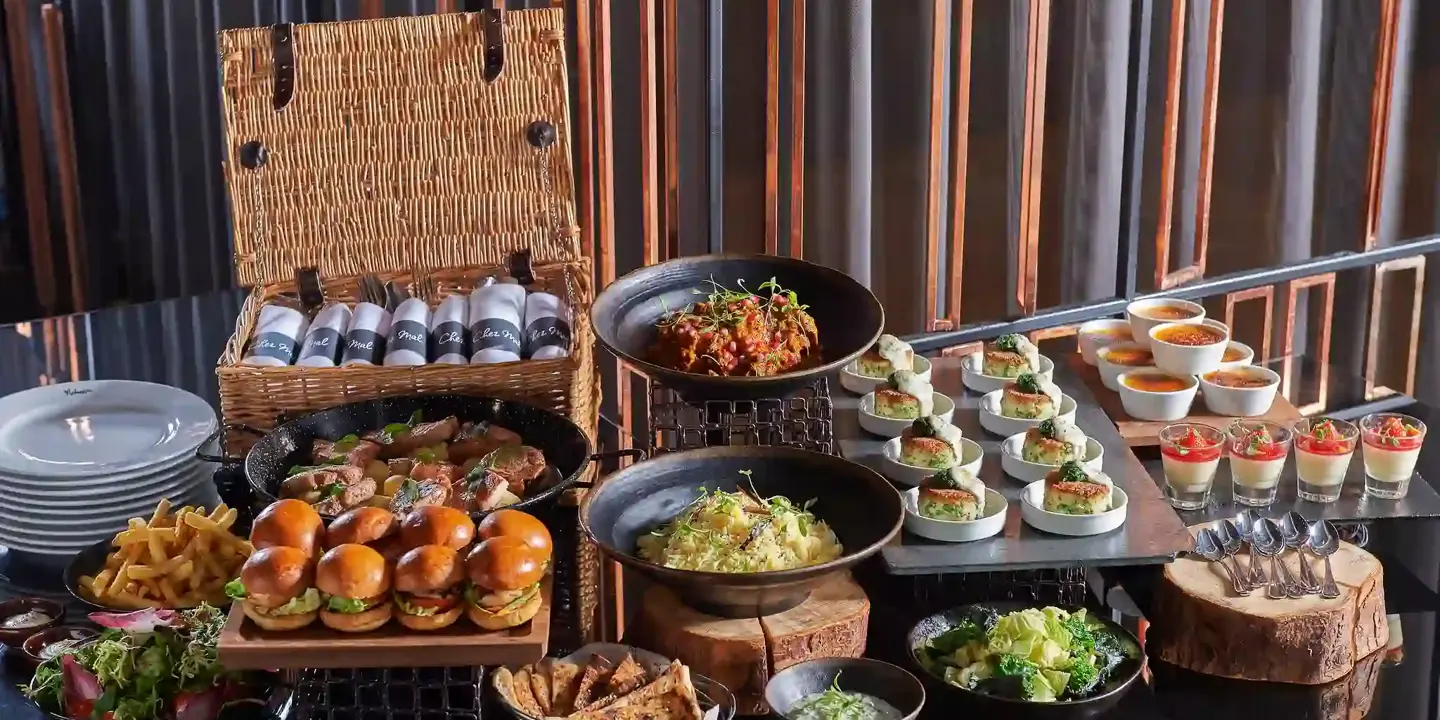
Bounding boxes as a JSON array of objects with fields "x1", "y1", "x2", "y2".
[
  {"x1": 212, "y1": 463, "x2": 587, "y2": 720},
  {"x1": 647, "y1": 378, "x2": 835, "y2": 454}
]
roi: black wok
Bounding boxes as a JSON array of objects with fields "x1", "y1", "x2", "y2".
[
  {"x1": 908, "y1": 602, "x2": 1144, "y2": 719},
  {"x1": 579, "y1": 445, "x2": 903, "y2": 618},
  {"x1": 591, "y1": 254, "x2": 885, "y2": 399},
  {"x1": 198, "y1": 394, "x2": 637, "y2": 521}
]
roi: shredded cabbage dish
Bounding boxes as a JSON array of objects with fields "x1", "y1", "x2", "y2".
[
  {"x1": 918, "y1": 606, "x2": 1138, "y2": 703},
  {"x1": 637, "y1": 474, "x2": 843, "y2": 573}
]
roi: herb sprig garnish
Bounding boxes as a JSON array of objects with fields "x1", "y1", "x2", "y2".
[
  {"x1": 1058, "y1": 460, "x2": 1090, "y2": 484},
  {"x1": 657, "y1": 276, "x2": 806, "y2": 334},
  {"x1": 993, "y1": 333, "x2": 1025, "y2": 353},
  {"x1": 1014, "y1": 372, "x2": 1043, "y2": 395}
]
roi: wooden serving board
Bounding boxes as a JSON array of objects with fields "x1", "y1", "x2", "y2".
[
  {"x1": 218, "y1": 576, "x2": 550, "y2": 669},
  {"x1": 1068, "y1": 355, "x2": 1302, "y2": 447},
  {"x1": 630, "y1": 573, "x2": 869, "y2": 715},
  {"x1": 1151, "y1": 525, "x2": 1386, "y2": 685}
]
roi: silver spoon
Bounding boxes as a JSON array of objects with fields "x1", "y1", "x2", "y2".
[
  {"x1": 1308, "y1": 520, "x2": 1343, "y2": 599},
  {"x1": 1263, "y1": 518, "x2": 1305, "y2": 598},
  {"x1": 1232, "y1": 510, "x2": 1265, "y2": 587},
  {"x1": 1251, "y1": 519, "x2": 1291, "y2": 599},
  {"x1": 1216, "y1": 521, "x2": 1253, "y2": 591},
  {"x1": 1196, "y1": 529, "x2": 1249, "y2": 596},
  {"x1": 1282, "y1": 511, "x2": 1319, "y2": 593}
]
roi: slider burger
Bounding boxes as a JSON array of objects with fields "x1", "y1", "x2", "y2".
[
  {"x1": 224, "y1": 546, "x2": 321, "y2": 631},
  {"x1": 464, "y1": 536, "x2": 548, "y2": 630},
  {"x1": 400, "y1": 505, "x2": 475, "y2": 552},
  {"x1": 316, "y1": 543, "x2": 393, "y2": 632},
  {"x1": 477, "y1": 509, "x2": 553, "y2": 557},
  {"x1": 251, "y1": 498, "x2": 325, "y2": 557},
  {"x1": 327, "y1": 506, "x2": 404, "y2": 562},
  {"x1": 393, "y1": 544, "x2": 465, "y2": 631}
]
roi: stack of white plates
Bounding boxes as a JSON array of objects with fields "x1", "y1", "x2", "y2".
[{"x1": 0, "y1": 380, "x2": 218, "y2": 556}]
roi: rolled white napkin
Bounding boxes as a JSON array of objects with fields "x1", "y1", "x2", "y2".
[
  {"x1": 242, "y1": 304, "x2": 309, "y2": 366},
  {"x1": 340, "y1": 301, "x2": 392, "y2": 366},
  {"x1": 468, "y1": 278, "x2": 525, "y2": 365},
  {"x1": 522, "y1": 290, "x2": 572, "y2": 360},
  {"x1": 296, "y1": 303, "x2": 352, "y2": 368},
  {"x1": 429, "y1": 294, "x2": 470, "y2": 365}
]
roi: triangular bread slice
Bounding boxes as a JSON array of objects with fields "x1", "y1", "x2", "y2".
[
  {"x1": 571, "y1": 654, "x2": 613, "y2": 711},
  {"x1": 550, "y1": 660, "x2": 582, "y2": 716},
  {"x1": 568, "y1": 661, "x2": 703, "y2": 720},
  {"x1": 530, "y1": 660, "x2": 554, "y2": 716},
  {"x1": 510, "y1": 667, "x2": 546, "y2": 718}
]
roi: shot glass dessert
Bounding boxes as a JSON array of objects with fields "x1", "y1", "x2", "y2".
[
  {"x1": 1360, "y1": 413, "x2": 1427, "y2": 499},
  {"x1": 1159, "y1": 423, "x2": 1225, "y2": 510},
  {"x1": 1226, "y1": 420, "x2": 1291, "y2": 507},
  {"x1": 1292, "y1": 417, "x2": 1358, "y2": 503}
]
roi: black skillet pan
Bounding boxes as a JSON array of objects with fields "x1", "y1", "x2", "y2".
[
  {"x1": 197, "y1": 394, "x2": 639, "y2": 521},
  {"x1": 579, "y1": 445, "x2": 903, "y2": 618},
  {"x1": 591, "y1": 254, "x2": 885, "y2": 399}
]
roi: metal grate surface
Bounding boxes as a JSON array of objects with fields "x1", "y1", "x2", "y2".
[
  {"x1": 284, "y1": 666, "x2": 484, "y2": 720},
  {"x1": 647, "y1": 377, "x2": 835, "y2": 454}
]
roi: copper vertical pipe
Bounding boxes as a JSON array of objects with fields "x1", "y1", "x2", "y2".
[
  {"x1": 437, "y1": 0, "x2": 458, "y2": 13},
  {"x1": 1152, "y1": 0, "x2": 1186, "y2": 288},
  {"x1": 4, "y1": 0, "x2": 56, "y2": 315},
  {"x1": 1188, "y1": 0, "x2": 1224, "y2": 282},
  {"x1": 41, "y1": 4, "x2": 84, "y2": 312},
  {"x1": 574, "y1": 0, "x2": 596, "y2": 258},
  {"x1": 1363, "y1": 0, "x2": 1400, "y2": 250},
  {"x1": 1015, "y1": 0, "x2": 1049, "y2": 314},
  {"x1": 763, "y1": 0, "x2": 781, "y2": 254},
  {"x1": 1280, "y1": 273, "x2": 1334, "y2": 414},
  {"x1": 947, "y1": 0, "x2": 973, "y2": 328},
  {"x1": 1221, "y1": 285, "x2": 1274, "y2": 362},
  {"x1": 787, "y1": 0, "x2": 807, "y2": 259},
  {"x1": 1364, "y1": 257, "x2": 1425, "y2": 400},
  {"x1": 639, "y1": 0, "x2": 661, "y2": 267},
  {"x1": 923, "y1": 0, "x2": 950, "y2": 330},
  {"x1": 663, "y1": 0, "x2": 680, "y2": 260},
  {"x1": 359, "y1": 0, "x2": 383, "y2": 19}
]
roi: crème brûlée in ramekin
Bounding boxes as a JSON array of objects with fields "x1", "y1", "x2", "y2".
[
  {"x1": 1362, "y1": 415, "x2": 1425, "y2": 483},
  {"x1": 1229, "y1": 426, "x2": 1288, "y2": 489},
  {"x1": 1160, "y1": 426, "x2": 1223, "y2": 492},
  {"x1": 1295, "y1": 419, "x2": 1356, "y2": 488}
]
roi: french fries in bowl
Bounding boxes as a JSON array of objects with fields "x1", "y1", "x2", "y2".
[{"x1": 66, "y1": 499, "x2": 254, "y2": 610}]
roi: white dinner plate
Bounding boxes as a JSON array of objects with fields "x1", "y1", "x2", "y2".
[
  {"x1": 0, "y1": 463, "x2": 205, "y2": 512},
  {"x1": 0, "y1": 455, "x2": 200, "y2": 498},
  {"x1": 858, "y1": 392, "x2": 956, "y2": 438},
  {"x1": 902, "y1": 487, "x2": 1008, "y2": 543},
  {"x1": 0, "y1": 381, "x2": 215, "y2": 478},
  {"x1": 959, "y1": 353, "x2": 1056, "y2": 394},
  {"x1": 999, "y1": 433, "x2": 1105, "y2": 483},
  {"x1": 1018, "y1": 481, "x2": 1128, "y2": 536},
  {"x1": 977, "y1": 391, "x2": 1079, "y2": 437},
  {"x1": 0, "y1": 476, "x2": 215, "y2": 534},
  {"x1": 879, "y1": 437, "x2": 983, "y2": 486},
  {"x1": 839, "y1": 355, "x2": 935, "y2": 395}
]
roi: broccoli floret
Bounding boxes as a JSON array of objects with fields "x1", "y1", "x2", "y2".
[
  {"x1": 926, "y1": 622, "x2": 986, "y2": 660},
  {"x1": 1061, "y1": 615, "x2": 1096, "y2": 653},
  {"x1": 1092, "y1": 629, "x2": 1126, "y2": 675},
  {"x1": 1065, "y1": 655, "x2": 1100, "y2": 697},
  {"x1": 993, "y1": 654, "x2": 1044, "y2": 701}
]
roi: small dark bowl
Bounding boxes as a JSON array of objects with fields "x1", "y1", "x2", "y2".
[
  {"x1": 580, "y1": 446, "x2": 903, "y2": 617},
  {"x1": 0, "y1": 597, "x2": 65, "y2": 647},
  {"x1": 18, "y1": 626, "x2": 98, "y2": 670},
  {"x1": 591, "y1": 254, "x2": 885, "y2": 399},
  {"x1": 63, "y1": 539, "x2": 126, "y2": 612},
  {"x1": 766, "y1": 658, "x2": 925, "y2": 720},
  {"x1": 907, "y1": 602, "x2": 1144, "y2": 719}
]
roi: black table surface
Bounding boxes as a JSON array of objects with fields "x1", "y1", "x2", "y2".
[{"x1": 0, "y1": 291, "x2": 1438, "y2": 719}]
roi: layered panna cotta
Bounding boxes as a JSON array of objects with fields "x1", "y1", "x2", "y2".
[
  {"x1": 873, "y1": 370, "x2": 934, "y2": 420},
  {"x1": 900, "y1": 415, "x2": 966, "y2": 469},
  {"x1": 982, "y1": 333, "x2": 1041, "y2": 378},
  {"x1": 1042, "y1": 460, "x2": 1113, "y2": 515},
  {"x1": 1160, "y1": 426, "x2": 1223, "y2": 492},
  {"x1": 999, "y1": 372, "x2": 1063, "y2": 420},
  {"x1": 918, "y1": 466, "x2": 987, "y2": 521},
  {"x1": 856, "y1": 334, "x2": 915, "y2": 378},
  {"x1": 1294, "y1": 419, "x2": 1356, "y2": 489},
  {"x1": 1229, "y1": 425, "x2": 1287, "y2": 490},
  {"x1": 1022, "y1": 418, "x2": 1088, "y2": 465},
  {"x1": 1362, "y1": 415, "x2": 1425, "y2": 484}
]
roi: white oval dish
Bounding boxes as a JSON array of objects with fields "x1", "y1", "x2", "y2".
[
  {"x1": 1218, "y1": 341, "x2": 1254, "y2": 370},
  {"x1": 1199, "y1": 365, "x2": 1281, "y2": 417},
  {"x1": 839, "y1": 355, "x2": 934, "y2": 395},
  {"x1": 1149, "y1": 319, "x2": 1230, "y2": 376},
  {"x1": 1126, "y1": 298, "x2": 1207, "y2": 348},
  {"x1": 977, "y1": 390, "x2": 1078, "y2": 437},
  {"x1": 880, "y1": 436, "x2": 984, "y2": 486},
  {"x1": 1116, "y1": 367, "x2": 1199, "y2": 421},
  {"x1": 1076, "y1": 319, "x2": 1133, "y2": 366},
  {"x1": 858, "y1": 392, "x2": 956, "y2": 438},
  {"x1": 1019, "y1": 481, "x2": 1128, "y2": 536},
  {"x1": 1094, "y1": 342, "x2": 1153, "y2": 392},
  {"x1": 960, "y1": 353, "x2": 1056, "y2": 394},
  {"x1": 902, "y1": 487, "x2": 1008, "y2": 543},
  {"x1": 999, "y1": 433, "x2": 1105, "y2": 483}
]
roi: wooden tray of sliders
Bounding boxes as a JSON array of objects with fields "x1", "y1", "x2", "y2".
[
  {"x1": 217, "y1": 575, "x2": 550, "y2": 669},
  {"x1": 1068, "y1": 355, "x2": 1302, "y2": 447}
]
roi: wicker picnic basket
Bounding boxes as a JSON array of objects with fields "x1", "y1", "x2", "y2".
[{"x1": 214, "y1": 9, "x2": 603, "y2": 640}]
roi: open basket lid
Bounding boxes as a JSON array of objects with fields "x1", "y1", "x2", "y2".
[{"x1": 217, "y1": 8, "x2": 579, "y2": 288}]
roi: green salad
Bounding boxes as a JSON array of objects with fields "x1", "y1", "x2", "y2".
[{"x1": 918, "y1": 606, "x2": 1137, "y2": 703}]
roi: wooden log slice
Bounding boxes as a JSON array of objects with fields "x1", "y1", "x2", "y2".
[
  {"x1": 1153, "y1": 532, "x2": 1387, "y2": 685},
  {"x1": 1150, "y1": 646, "x2": 1383, "y2": 720},
  {"x1": 631, "y1": 573, "x2": 869, "y2": 715}
]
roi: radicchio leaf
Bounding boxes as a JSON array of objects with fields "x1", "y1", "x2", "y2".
[
  {"x1": 61, "y1": 655, "x2": 102, "y2": 719},
  {"x1": 175, "y1": 687, "x2": 223, "y2": 720},
  {"x1": 89, "y1": 607, "x2": 184, "y2": 632}
]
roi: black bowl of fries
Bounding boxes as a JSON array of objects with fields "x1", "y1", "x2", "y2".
[{"x1": 65, "y1": 499, "x2": 252, "y2": 611}]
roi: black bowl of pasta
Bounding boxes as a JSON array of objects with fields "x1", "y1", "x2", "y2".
[{"x1": 579, "y1": 445, "x2": 903, "y2": 617}]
